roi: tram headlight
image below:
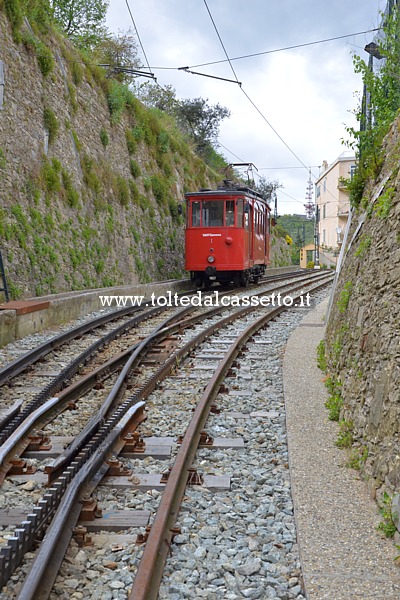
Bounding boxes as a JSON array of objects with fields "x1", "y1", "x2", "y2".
[{"x1": 207, "y1": 255, "x2": 215, "y2": 263}]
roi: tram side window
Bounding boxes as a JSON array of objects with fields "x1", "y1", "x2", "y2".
[
  {"x1": 244, "y1": 203, "x2": 249, "y2": 230},
  {"x1": 203, "y1": 200, "x2": 223, "y2": 226},
  {"x1": 191, "y1": 201, "x2": 201, "y2": 227},
  {"x1": 225, "y1": 200, "x2": 235, "y2": 226},
  {"x1": 236, "y1": 199, "x2": 244, "y2": 227}
]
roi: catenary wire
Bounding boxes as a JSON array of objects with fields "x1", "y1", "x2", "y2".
[
  {"x1": 201, "y1": 1, "x2": 312, "y2": 175},
  {"x1": 184, "y1": 28, "x2": 381, "y2": 69},
  {"x1": 202, "y1": 0, "x2": 241, "y2": 85},
  {"x1": 124, "y1": 0, "x2": 152, "y2": 73}
]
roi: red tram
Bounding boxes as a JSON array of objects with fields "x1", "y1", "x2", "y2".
[{"x1": 185, "y1": 181, "x2": 271, "y2": 288}]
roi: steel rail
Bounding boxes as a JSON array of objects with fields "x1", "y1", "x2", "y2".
[
  {"x1": 0, "y1": 274, "x2": 302, "y2": 388},
  {"x1": 0, "y1": 271, "x2": 331, "y2": 484},
  {"x1": 0, "y1": 348, "x2": 133, "y2": 484},
  {"x1": 130, "y1": 277, "x2": 332, "y2": 599},
  {"x1": 15, "y1": 402, "x2": 146, "y2": 600},
  {"x1": 0, "y1": 303, "x2": 148, "y2": 387},
  {"x1": 47, "y1": 271, "x2": 332, "y2": 482},
  {"x1": 0, "y1": 302, "x2": 182, "y2": 444},
  {"x1": 0, "y1": 273, "x2": 332, "y2": 592}
]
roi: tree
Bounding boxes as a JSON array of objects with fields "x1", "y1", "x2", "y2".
[
  {"x1": 51, "y1": 0, "x2": 109, "y2": 47},
  {"x1": 175, "y1": 97, "x2": 230, "y2": 155},
  {"x1": 135, "y1": 82, "x2": 178, "y2": 114},
  {"x1": 94, "y1": 29, "x2": 142, "y2": 83},
  {"x1": 253, "y1": 176, "x2": 281, "y2": 201}
]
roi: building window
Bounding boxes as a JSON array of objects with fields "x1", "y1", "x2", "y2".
[
  {"x1": 316, "y1": 186, "x2": 321, "y2": 198},
  {"x1": 322, "y1": 229, "x2": 326, "y2": 244},
  {"x1": 323, "y1": 204, "x2": 326, "y2": 219},
  {"x1": 350, "y1": 164, "x2": 356, "y2": 179},
  {"x1": 323, "y1": 178, "x2": 327, "y2": 192}
]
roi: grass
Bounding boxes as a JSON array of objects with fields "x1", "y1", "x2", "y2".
[
  {"x1": 337, "y1": 281, "x2": 352, "y2": 313},
  {"x1": 316, "y1": 339, "x2": 327, "y2": 372},
  {"x1": 377, "y1": 492, "x2": 397, "y2": 538},
  {"x1": 43, "y1": 107, "x2": 59, "y2": 144},
  {"x1": 335, "y1": 420, "x2": 353, "y2": 449}
]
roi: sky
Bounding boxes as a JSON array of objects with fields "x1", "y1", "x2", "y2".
[{"x1": 106, "y1": 0, "x2": 387, "y2": 215}]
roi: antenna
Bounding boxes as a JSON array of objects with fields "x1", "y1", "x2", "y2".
[{"x1": 304, "y1": 169, "x2": 315, "y2": 219}]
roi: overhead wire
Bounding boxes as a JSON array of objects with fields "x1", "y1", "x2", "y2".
[
  {"x1": 124, "y1": 0, "x2": 152, "y2": 73},
  {"x1": 201, "y1": 0, "x2": 312, "y2": 175},
  {"x1": 187, "y1": 27, "x2": 381, "y2": 68},
  {"x1": 203, "y1": 2, "x2": 358, "y2": 213},
  {"x1": 122, "y1": 0, "x2": 356, "y2": 215},
  {"x1": 147, "y1": 28, "x2": 381, "y2": 70},
  {"x1": 202, "y1": 0, "x2": 241, "y2": 85}
]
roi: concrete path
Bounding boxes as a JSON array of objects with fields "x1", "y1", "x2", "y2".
[{"x1": 284, "y1": 297, "x2": 400, "y2": 599}]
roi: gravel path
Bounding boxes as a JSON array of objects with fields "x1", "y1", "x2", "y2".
[{"x1": 284, "y1": 298, "x2": 400, "y2": 599}]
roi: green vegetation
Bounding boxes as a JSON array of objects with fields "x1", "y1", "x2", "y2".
[
  {"x1": 125, "y1": 129, "x2": 136, "y2": 154},
  {"x1": 344, "y1": 7, "x2": 400, "y2": 209},
  {"x1": 129, "y1": 159, "x2": 141, "y2": 178},
  {"x1": 374, "y1": 187, "x2": 394, "y2": 219},
  {"x1": 377, "y1": 492, "x2": 397, "y2": 538},
  {"x1": 316, "y1": 340, "x2": 327, "y2": 372},
  {"x1": 278, "y1": 214, "x2": 315, "y2": 264},
  {"x1": 325, "y1": 390, "x2": 343, "y2": 422},
  {"x1": 324, "y1": 376, "x2": 343, "y2": 421},
  {"x1": 0, "y1": 0, "x2": 242, "y2": 296},
  {"x1": 61, "y1": 169, "x2": 80, "y2": 207},
  {"x1": 337, "y1": 281, "x2": 352, "y2": 313},
  {"x1": 99, "y1": 127, "x2": 109, "y2": 147},
  {"x1": 4, "y1": 0, "x2": 23, "y2": 40},
  {"x1": 35, "y1": 41, "x2": 54, "y2": 76},
  {"x1": 0, "y1": 148, "x2": 6, "y2": 172},
  {"x1": 346, "y1": 446, "x2": 368, "y2": 470},
  {"x1": 354, "y1": 234, "x2": 372, "y2": 258},
  {"x1": 41, "y1": 158, "x2": 61, "y2": 194},
  {"x1": 107, "y1": 81, "x2": 135, "y2": 125},
  {"x1": 335, "y1": 420, "x2": 354, "y2": 448},
  {"x1": 43, "y1": 107, "x2": 59, "y2": 144}
]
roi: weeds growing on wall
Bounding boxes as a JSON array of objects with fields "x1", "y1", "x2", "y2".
[{"x1": 343, "y1": 7, "x2": 400, "y2": 209}]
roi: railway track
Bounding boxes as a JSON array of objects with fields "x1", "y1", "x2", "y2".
[{"x1": 0, "y1": 271, "x2": 332, "y2": 599}]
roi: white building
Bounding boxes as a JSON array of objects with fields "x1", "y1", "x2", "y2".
[{"x1": 315, "y1": 151, "x2": 356, "y2": 251}]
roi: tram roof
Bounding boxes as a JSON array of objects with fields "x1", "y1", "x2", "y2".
[{"x1": 185, "y1": 183, "x2": 270, "y2": 206}]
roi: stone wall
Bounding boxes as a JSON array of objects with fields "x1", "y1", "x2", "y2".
[
  {"x1": 0, "y1": 13, "x2": 219, "y2": 298},
  {"x1": 325, "y1": 117, "x2": 400, "y2": 501},
  {"x1": 269, "y1": 227, "x2": 292, "y2": 268}
]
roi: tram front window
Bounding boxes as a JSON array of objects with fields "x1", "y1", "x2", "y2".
[
  {"x1": 191, "y1": 201, "x2": 201, "y2": 226},
  {"x1": 203, "y1": 201, "x2": 223, "y2": 226},
  {"x1": 225, "y1": 200, "x2": 235, "y2": 226}
]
